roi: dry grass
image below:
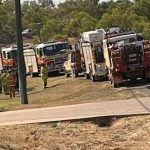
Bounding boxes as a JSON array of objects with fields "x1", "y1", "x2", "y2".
[
  {"x1": 0, "y1": 75, "x2": 146, "y2": 111},
  {"x1": 0, "y1": 115, "x2": 149, "y2": 150}
]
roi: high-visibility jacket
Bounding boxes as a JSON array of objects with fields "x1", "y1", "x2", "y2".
[
  {"x1": 6, "y1": 73, "x2": 15, "y2": 87},
  {"x1": 41, "y1": 66, "x2": 48, "y2": 80},
  {"x1": 1, "y1": 73, "x2": 8, "y2": 86}
]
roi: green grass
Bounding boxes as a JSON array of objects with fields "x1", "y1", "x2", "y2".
[
  {"x1": 0, "y1": 99, "x2": 21, "y2": 112},
  {"x1": 0, "y1": 76, "x2": 141, "y2": 112}
]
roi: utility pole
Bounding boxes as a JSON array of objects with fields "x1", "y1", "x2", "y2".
[{"x1": 15, "y1": 0, "x2": 28, "y2": 104}]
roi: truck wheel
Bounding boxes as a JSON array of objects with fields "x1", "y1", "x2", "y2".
[
  {"x1": 74, "y1": 72, "x2": 78, "y2": 78},
  {"x1": 65, "y1": 73, "x2": 70, "y2": 78},
  {"x1": 113, "y1": 83, "x2": 118, "y2": 88},
  {"x1": 146, "y1": 78, "x2": 150, "y2": 82},
  {"x1": 30, "y1": 72, "x2": 34, "y2": 77},
  {"x1": 84, "y1": 74, "x2": 90, "y2": 79},
  {"x1": 71, "y1": 69, "x2": 78, "y2": 78},
  {"x1": 91, "y1": 75, "x2": 96, "y2": 82},
  {"x1": 110, "y1": 80, "x2": 112, "y2": 84}
]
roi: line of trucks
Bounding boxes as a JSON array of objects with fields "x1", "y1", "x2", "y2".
[
  {"x1": 0, "y1": 41, "x2": 70, "y2": 77},
  {"x1": 64, "y1": 29, "x2": 150, "y2": 87},
  {"x1": 0, "y1": 28, "x2": 150, "y2": 88}
]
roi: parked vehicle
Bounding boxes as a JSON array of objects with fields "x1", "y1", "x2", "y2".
[
  {"x1": 23, "y1": 46, "x2": 38, "y2": 77},
  {"x1": 22, "y1": 29, "x2": 33, "y2": 39},
  {"x1": 35, "y1": 41, "x2": 70, "y2": 75},
  {"x1": 1, "y1": 47, "x2": 18, "y2": 70},
  {"x1": 0, "y1": 46, "x2": 37, "y2": 76},
  {"x1": 64, "y1": 49, "x2": 83, "y2": 78},
  {"x1": 81, "y1": 30, "x2": 107, "y2": 81},
  {"x1": 103, "y1": 32, "x2": 150, "y2": 87},
  {"x1": 144, "y1": 40, "x2": 150, "y2": 80},
  {"x1": 82, "y1": 42, "x2": 107, "y2": 81}
]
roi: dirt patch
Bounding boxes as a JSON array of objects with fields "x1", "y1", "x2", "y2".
[{"x1": 0, "y1": 115, "x2": 149, "y2": 150}]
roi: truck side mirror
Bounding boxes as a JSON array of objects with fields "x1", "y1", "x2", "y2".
[
  {"x1": 69, "y1": 44, "x2": 72, "y2": 50},
  {"x1": 7, "y1": 53, "x2": 11, "y2": 59},
  {"x1": 39, "y1": 50, "x2": 42, "y2": 57},
  {"x1": 75, "y1": 43, "x2": 79, "y2": 51}
]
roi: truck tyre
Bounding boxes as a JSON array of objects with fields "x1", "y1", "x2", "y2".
[
  {"x1": 110, "y1": 79, "x2": 112, "y2": 84},
  {"x1": 146, "y1": 78, "x2": 150, "y2": 82},
  {"x1": 113, "y1": 83, "x2": 118, "y2": 88},
  {"x1": 65, "y1": 73, "x2": 70, "y2": 78},
  {"x1": 91, "y1": 75, "x2": 96, "y2": 82},
  {"x1": 71, "y1": 68, "x2": 78, "y2": 78},
  {"x1": 65, "y1": 70, "x2": 70, "y2": 78},
  {"x1": 84, "y1": 74, "x2": 90, "y2": 79},
  {"x1": 30, "y1": 72, "x2": 34, "y2": 77},
  {"x1": 72, "y1": 72, "x2": 78, "y2": 78}
]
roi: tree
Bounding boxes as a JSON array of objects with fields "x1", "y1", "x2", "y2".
[
  {"x1": 38, "y1": 0, "x2": 55, "y2": 8},
  {"x1": 40, "y1": 19, "x2": 60, "y2": 41},
  {"x1": 64, "y1": 11, "x2": 98, "y2": 37}
]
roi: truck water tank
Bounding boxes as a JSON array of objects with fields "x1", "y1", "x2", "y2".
[{"x1": 82, "y1": 30, "x2": 104, "y2": 43}]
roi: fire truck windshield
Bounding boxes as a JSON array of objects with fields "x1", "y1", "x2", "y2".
[
  {"x1": 43, "y1": 43, "x2": 68, "y2": 56},
  {"x1": 7, "y1": 50, "x2": 17, "y2": 59}
]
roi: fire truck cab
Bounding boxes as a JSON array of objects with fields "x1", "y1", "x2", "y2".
[
  {"x1": 0, "y1": 46, "x2": 38, "y2": 77},
  {"x1": 36, "y1": 41, "x2": 69, "y2": 75},
  {"x1": 1, "y1": 47, "x2": 18, "y2": 69}
]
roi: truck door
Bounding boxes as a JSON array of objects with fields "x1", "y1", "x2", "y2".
[{"x1": 94, "y1": 44, "x2": 104, "y2": 63}]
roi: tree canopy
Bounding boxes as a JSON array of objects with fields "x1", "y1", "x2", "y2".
[{"x1": 0, "y1": 0, "x2": 150, "y2": 44}]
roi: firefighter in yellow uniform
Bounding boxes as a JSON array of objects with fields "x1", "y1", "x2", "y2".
[
  {"x1": 6, "y1": 70, "x2": 16, "y2": 98},
  {"x1": 41, "y1": 64, "x2": 48, "y2": 88},
  {"x1": 1, "y1": 70, "x2": 9, "y2": 95}
]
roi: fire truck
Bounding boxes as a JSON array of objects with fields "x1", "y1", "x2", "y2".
[
  {"x1": 0, "y1": 41, "x2": 70, "y2": 76},
  {"x1": 64, "y1": 38, "x2": 84, "y2": 78},
  {"x1": 23, "y1": 46, "x2": 38, "y2": 77},
  {"x1": 81, "y1": 30, "x2": 107, "y2": 81},
  {"x1": 35, "y1": 41, "x2": 70, "y2": 75},
  {"x1": 1, "y1": 47, "x2": 18, "y2": 70},
  {"x1": 0, "y1": 46, "x2": 38, "y2": 76},
  {"x1": 64, "y1": 45, "x2": 83, "y2": 78},
  {"x1": 103, "y1": 32, "x2": 150, "y2": 87},
  {"x1": 64, "y1": 30, "x2": 107, "y2": 81}
]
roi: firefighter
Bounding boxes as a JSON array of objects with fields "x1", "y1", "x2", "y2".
[
  {"x1": 0, "y1": 70, "x2": 2, "y2": 94},
  {"x1": 6, "y1": 70, "x2": 16, "y2": 98},
  {"x1": 1, "y1": 70, "x2": 9, "y2": 95},
  {"x1": 41, "y1": 63, "x2": 48, "y2": 89}
]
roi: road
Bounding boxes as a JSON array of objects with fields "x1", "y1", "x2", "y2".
[
  {"x1": 0, "y1": 96, "x2": 150, "y2": 126},
  {"x1": 0, "y1": 76, "x2": 150, "y2": 126}
]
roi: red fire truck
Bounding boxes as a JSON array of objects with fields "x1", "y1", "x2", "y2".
[
  {"x1": 0, "y1": 46, "x2": 38, "y2": 76},
  {"x1": 103, "y1": 32, "x2": 150, "y2": 87},
  {"x1": 35, "y1": 41, "x2": 70, "y2": 75}
]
